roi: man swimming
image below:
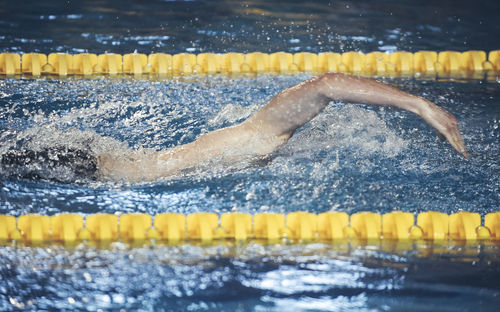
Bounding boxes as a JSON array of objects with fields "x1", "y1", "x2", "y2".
[{"x1": 97, "y1": 73, "x2": 468, "y2": 182}]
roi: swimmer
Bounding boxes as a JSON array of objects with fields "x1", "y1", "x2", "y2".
[{"x1": 97, "y1": 73, "x2": 468, "y2": 182}]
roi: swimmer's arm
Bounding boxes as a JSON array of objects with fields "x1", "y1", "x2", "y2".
[
  {"x1": 247, "y1": 73, "x2": 468, "y2": 158},
  {"x1": 98, "y1": 73, "x2": 468, "y2": 181},
  {"x1": 98, "y1": 123, "x2": 255, "y2": 181}
]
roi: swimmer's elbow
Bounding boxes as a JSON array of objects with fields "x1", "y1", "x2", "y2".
[
  {"x1": 318, "y1": 72, "x2": 354, "y2": 85},
  {"x1": 315, "y1": 72, "x2": 355, "y2": 102}
]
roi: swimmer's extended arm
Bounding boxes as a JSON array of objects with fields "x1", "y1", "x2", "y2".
[
  {"x1": 246, "y1": 73, "x2": 468, "y2": 158},
  {"x1": 99, "y1": 73, "x2": 468, "y2": 182}
]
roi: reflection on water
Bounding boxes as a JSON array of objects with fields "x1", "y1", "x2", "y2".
[
  {"x1": 1, "y1": 0, "x2": 499, "y2": 54},
  {"x1": 0, "y1": 75, "x2": 499, "y2": 311},
  {"x1": 0, "y1": 241, "x2": 499, "y2": 311}
]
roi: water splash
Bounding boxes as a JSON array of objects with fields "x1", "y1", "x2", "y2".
[
  {"x1": 0, "y1": 75, "x2": 499, "y2": 312},
  {"x1": 0, "y1": 76, "x2": 498, "y2": 216},
  {"x1": 283, "y1": 104, "x2": 409, "y2": 159}
]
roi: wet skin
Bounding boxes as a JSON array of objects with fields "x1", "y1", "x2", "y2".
[{"x1": 98, "y1": 73, "x2": 468, "y2": 182}]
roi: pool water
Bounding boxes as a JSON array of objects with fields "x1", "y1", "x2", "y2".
[
  {"x1": 1, "y1": 75, "x2": 499, "y2": 311},
  {"x1": 2, "y1": 0, "x2": 500, "y2": 54},
  {"x1": 1, "y1": 76, "x2": 499, "y2": 215},
  {"x1": 1, "y1": 0, "x2": 500, "y2": 311}
]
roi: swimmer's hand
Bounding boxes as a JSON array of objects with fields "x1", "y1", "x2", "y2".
[{"x1": 418, "y1": 99, "x2": 469, "y2": 158}]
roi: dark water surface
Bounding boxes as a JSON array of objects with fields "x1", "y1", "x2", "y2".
[{"x1": 1, "y1": 0, "x2": 499, "y2": 54}]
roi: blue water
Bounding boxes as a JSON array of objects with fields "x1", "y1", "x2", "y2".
[
  {"x1": 1, "y1": 76, "x2": 499, "y2": 215},
  {"x1": 1, "y1": 74, "x2": 499, "y2": 312},
  {"x1": 1, "y1": 0, "x2": 500, "y2": 54},
  {"x1": 1, "y1": 0, "x2": 500, "y2": 311}
]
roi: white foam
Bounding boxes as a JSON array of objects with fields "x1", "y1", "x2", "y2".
[
  {"x1": 208, "y1": 103, "x2": 258, "y2": 127},
  {"x1": 283, "y1": 104, "x2": 408, "y2": 158}
]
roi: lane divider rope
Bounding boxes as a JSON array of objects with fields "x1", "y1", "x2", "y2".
[
  {"x1": 0, "y1": 211, "x2": 498, "y2": 243},
  {"x1": 0, "y1": 50, "x2": 499, "y2": 78}
]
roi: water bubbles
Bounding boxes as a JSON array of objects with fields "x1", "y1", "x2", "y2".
[
  {"x1": 208, "y1": 103, "x2": 256, "y2": 127},
  {"x1": 0, "y1": 76, "x2": 499, "y2": 215}
]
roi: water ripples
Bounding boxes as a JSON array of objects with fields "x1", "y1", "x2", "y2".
[
  {"x1": 0, "y1": 76, "x2": 499, "y2": 215},
  {"x1": 0, "y1": 75, "x2": 499, "y2": 311}
]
